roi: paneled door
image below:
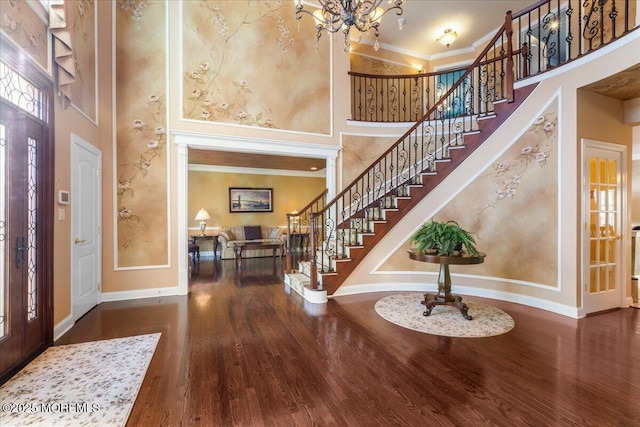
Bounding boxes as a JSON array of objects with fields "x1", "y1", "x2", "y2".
[
  {"x1": 0, "y1": 101, "x2": 48, "y2": 379},
  {"x1": 71, "y1": 134, "x2": 101, "y2": 321},
  {"x1": 583, "y1": 141, "x2": 626, "y2": 314}
]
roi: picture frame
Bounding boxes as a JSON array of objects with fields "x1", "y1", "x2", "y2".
[{"x1": 229, "y1": 187, "x2": 273, "y2": 213}]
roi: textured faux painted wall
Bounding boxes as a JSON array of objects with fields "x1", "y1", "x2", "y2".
[
  {"x1": 115, "y1": 1, "x2": 168, "y2": 267},
  {"x1": 182, "y1": 1, "x2": 330, "y2": 134},
  {"x1": 378, "y1": 100, "x2": 560, "y2": 287}
]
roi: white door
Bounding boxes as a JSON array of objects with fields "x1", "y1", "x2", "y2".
[
  {"x1": 583, "y1": 141, "x2": 626, "y2": 314},
  {"x1": 71, "y1": 134, "x2": 101, "y2": 321}
]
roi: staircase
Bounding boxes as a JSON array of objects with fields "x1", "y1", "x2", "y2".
[{"x1": 284, "y1": 0, "x2": 638, "y2": 300}]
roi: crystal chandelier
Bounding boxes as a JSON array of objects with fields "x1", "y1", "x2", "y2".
[{"x1": 295, "y1": 0, "x2": 405, "y2": 52}]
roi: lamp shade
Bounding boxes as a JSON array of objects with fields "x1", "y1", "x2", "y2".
[{"x1": 195, "y1": 208, "x2": 210, "y2": 221}]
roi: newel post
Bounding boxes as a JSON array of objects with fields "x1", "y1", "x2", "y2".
[
  {"x1": 309, "y1": 212, "x2": 318, "y2": 290},
  {"x1": 285, "y1": 213, "x2": 292, "y2": 272},
  {"x1": 505, "y1": 10, "x2": 515, "y2": 103}
]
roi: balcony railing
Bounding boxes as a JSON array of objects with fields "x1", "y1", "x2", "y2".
[
  {"x1": 295, "y1": 0, "x2": 637, "y2": 291},
  {"x1": 350, "y1": 0, "x2": 638, "y2": 123}
]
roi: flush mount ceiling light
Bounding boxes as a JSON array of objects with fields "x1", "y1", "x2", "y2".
[
  {"x1": 436, "y1": 28, "x2": 457, "y2": 47},
  {"x1": 295, "y1": 0, "x2": 405, "y2": 53}
]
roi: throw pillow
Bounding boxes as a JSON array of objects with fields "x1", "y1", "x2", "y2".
[
  {"x1": 269, "y1": 228, "x2": 281, "y2": 239},
  {"x1": 244, "y1": 225, "x2": 262, "y2": 240}
]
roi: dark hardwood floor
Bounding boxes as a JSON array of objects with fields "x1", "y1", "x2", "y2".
[{"x1": 56, "y1": 256, "x2": 640, "y2": 426}]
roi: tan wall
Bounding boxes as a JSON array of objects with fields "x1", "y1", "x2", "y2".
[
  {"x1": 335, "y1": 33, "x2": 640, "y2": 316},
  {"x1": 188, "y1": 171, "x2": 325, "y2": 230},
  {"x1": 52, "y1": 94, "x2": 100, "y2": 325},
  {"x1": 51, "y1": 0, "x2": 105, "y2": 325},
  {"x1": 10, "y1": 0, "x2": 638, "y2": 330},
  {"x1": 577, "y1": 89, "x2": 634, "y2": 298}
]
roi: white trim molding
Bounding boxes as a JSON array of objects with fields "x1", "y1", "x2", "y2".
[
  {"x1": 101, "y1": 286, "x2": 181, "y2": 303},
  {"x1": 330, "y1": 282, "x2": 581, "y2": 318},
  {"x1": 54, "y1": 314, "x2": 74, "y2": 341},
  {"x1": 173, "y1": 131, "x2": 340, "y2": 159}
]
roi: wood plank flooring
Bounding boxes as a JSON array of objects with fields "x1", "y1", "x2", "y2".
[{"x1": 56, "y1": 257, "x2": 640, "y2": 426}]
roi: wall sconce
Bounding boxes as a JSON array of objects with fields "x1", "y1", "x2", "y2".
[
  {"x1": 437, "y1": 28, "x2": 457, "y2": 47},
  {"x1": 195, "y1": 208, "x2": 210, "y2": 236}
]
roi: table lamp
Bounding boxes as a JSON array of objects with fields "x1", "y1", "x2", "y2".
[{"x1": 195, "y1": 208, "x2": 210, "y2": 236}]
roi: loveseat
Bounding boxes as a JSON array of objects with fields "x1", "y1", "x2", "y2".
[{"x1": 218, "y1": 225, "x2": 287, "y2": 260}]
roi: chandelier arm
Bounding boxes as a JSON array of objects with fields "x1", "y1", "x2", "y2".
[{"x1": 296, "y1": 0, "x2": 404, "y2": 47}]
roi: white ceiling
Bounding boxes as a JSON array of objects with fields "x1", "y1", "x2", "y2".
[{"x1": 348, "y1": 1, "x2": 533, "y2": 59}]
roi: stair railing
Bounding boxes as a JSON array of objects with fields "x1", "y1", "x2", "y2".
[
  {"x1": 307, "y1": 11, "x2": 519, "y2": 290},
  {"x1": 350, "y1": 0, "x2": 638, "y2": 123},
  {"x1": 286, "y1": 188, "x2": 328, "y2": 272},
  {"x1": 303, "y1": 0, "x2": 637, "y2": 291}
]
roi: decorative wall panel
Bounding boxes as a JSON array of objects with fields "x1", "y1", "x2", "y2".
[
  {"x1": 381, "y1": 99, "x2": 560, "y2": 287},
  {"x1": 68, "y1": 0, "x2": 97, "y2": 122},
  {"x1": 182, "y1": 1, "x2": 330, "y2": 134},
  {"x1": 115, "y1": 1, "x2": 168, "y2": 268},
  {"x1": 0, "y1": 0, "x2": 49, "y2": 73}
]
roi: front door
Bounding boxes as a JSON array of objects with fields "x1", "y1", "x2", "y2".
[
  {"x1": 71, "y1": 134, "x2": 101, "y2": 321},
  {"x1": 0, "y1": 100, "x2": 48, "y2": 379},
  {"x1": 583, "y1": 141, "x2": 626, "y2": 314}
]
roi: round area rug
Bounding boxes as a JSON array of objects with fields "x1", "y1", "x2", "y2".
[{"x1": 374, "y1": 293, "x2": 515, "y2": 338}]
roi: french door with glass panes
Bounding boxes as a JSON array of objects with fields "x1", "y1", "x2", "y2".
[
  {"x1": 0, "y1": 59, "x2": 53, "y2": 384},
  {"x1": 584, "y1": 141, "x2": 626, "y2": 314}
]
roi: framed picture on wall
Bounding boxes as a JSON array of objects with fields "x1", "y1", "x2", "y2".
[{"x1": 229, "y1": 187, "x2": 273, "y2": 213}]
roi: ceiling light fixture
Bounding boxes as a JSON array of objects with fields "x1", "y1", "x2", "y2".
[
  {"x1": 436, "y1": 28, "x2": 457, "y2": 47},
  {"x1": 295, "y1": 0, "x2": 405, "y2": 53}
]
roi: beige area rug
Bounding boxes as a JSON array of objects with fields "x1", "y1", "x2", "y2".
[
  {"x1": 375, "y1": 293, "x2": 515, "y2": 338},
  {"x1": 0, "y1": 333, "x2": 161, "y2": 426}
]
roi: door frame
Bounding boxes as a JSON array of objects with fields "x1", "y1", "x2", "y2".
[
  {"x1": 71, "y1": 134, "x2": 102, "y2": 321},
  {"x1": 581, "y1": 138, "x2": 628, "y2": 314},
  {"x1": 0, "y1": 36, "x2": 54, "y2": 385}
]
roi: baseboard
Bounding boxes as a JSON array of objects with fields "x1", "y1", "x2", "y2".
[
  {"x1": 331, "y1": 282, "x2": 581, "y2": 318},
  {"x1": 54, "y1": 314, "x2": 74, "y2": 341},
  {"x1": 101, "y1": 286, "x2": 181, "y2": 302}
]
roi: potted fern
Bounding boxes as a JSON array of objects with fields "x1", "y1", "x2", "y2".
[{"x1": 410, "y1": 220, "x2": 479, "y2": 256}]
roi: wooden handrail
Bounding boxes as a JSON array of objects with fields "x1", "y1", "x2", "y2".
[{"x1": 314, "y1": 17, "x2": 512, "y2": 219}]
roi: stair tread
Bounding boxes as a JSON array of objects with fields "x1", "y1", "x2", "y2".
[{"x1": 301, "y1": 83, "x2": 537, "y2": 296}]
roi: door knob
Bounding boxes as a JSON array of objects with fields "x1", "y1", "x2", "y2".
[
  {"x1": 616, "y1": 235, "x2": 623, "y2": 240},
  {"x1": 75, "y1": 238, "x2": 86, "y2": 244}
]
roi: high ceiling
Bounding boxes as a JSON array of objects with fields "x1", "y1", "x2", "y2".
[
  {"x1": 191, "y1": 1, "x2": 638, "y2": 171},
  {"x1": 351, "y1": 1, "x2": 531, "y2": 58}
]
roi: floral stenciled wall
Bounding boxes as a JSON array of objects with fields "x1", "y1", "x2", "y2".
[
  {"x1": 115, "y1": 0, "x2": 168, "y2": 268},
  {"x1": 68, "y1": 0, "x2": 96, "y2": 122},
  {"x1": 182, "y1": 1, "x2": 330, "y2": 134},
  {"x1": 380, "y1": 99, "x2": 560, "y2": 287},
  {"x1": 0, "y1": 0, "x2": 49, "y2": 72}
]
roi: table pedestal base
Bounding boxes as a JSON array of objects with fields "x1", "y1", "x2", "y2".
[
  {"x1": 421, "y1": 262, "x2": 473, "y2": 320},
  {"x1": 421, "y1": 294, "x2": 472, "y2": 320}
]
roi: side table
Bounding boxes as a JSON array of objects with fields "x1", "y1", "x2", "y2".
[
  {"x1": 408, "y1": 250, "x2": 485, "y2": 320},
  {"x1": 191, "y1": 235, "x2": 219, "y2": 260}
]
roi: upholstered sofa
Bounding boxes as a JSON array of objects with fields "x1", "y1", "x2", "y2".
[{"x1": 217, "y1": 225, "x2": 287, "y2": 260}]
